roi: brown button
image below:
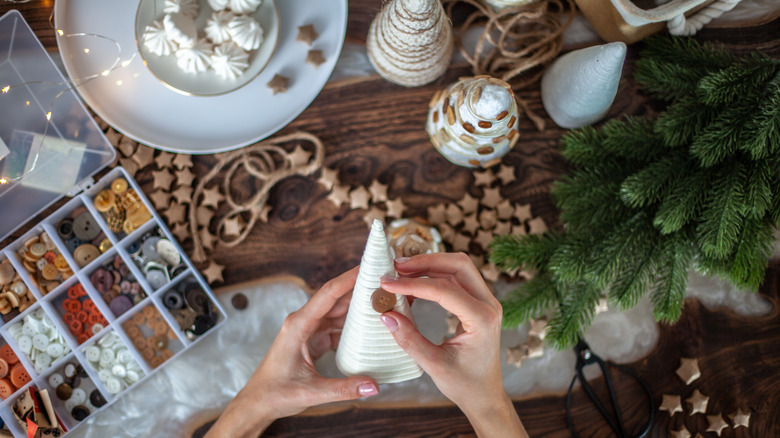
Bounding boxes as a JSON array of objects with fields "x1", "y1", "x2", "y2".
[
  {"x1": 56, "y1": 382, "x2": 73, "y2": 400},
  {"x1": 231, "y1": 293, "x2": 248, "y2": 310},
  {"x1": 150, "y1": 335, "x2": 168, "y2": 351},
  {"x1": 371, "y1": 288, "x2": 396, "y2": 313},
  {"x1": 73, "y1": 244, "x2": 100, "y2": 268},
  {"x1": 41, "y1": 263, "x2": 59, "y2": 281}
]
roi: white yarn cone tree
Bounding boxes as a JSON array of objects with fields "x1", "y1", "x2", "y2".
[
  {"x1": 541, "y1": 42, "x2": 627, "y2": 129},
  {"x1": 335, "y1": 220, "x2": 423, "y2": 384},
  {"x1": 366, "y1": 0, "x2": 453, "y2": 87}
]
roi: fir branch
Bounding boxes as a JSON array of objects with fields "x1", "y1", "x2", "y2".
[
  {"x1": 654, "y1": 97, "x2": 720, "y2": 148},
  {"x1": 500, "y1": 273, "x2": 560, "y2": 328},
  {"x1": 650, "y1": 236, "x2": 696, "y2": 322},
  {"x1": 698, "y1": 55, "x2": 777, "y2": 106},
  {"x1": 588, "y1": 211, "x2": 656, "y2": 288},
  {"x1": 559, "y1": 126, "x2": 608, "y2": 167},
  {"x1": 545, "y1": 281, "x2": 601, "y2": 350},
  {"x1": 743, "y1": 161, "x2": 773, "y2": 219},
  {"x1": 727, "y1": 218, "x2": 774, "y2": 290},
  {"x1": 741, "y1": 77, "x2": 780, "y2": 160},
  {"x1": 653, "y1": 166, "x2": 710, "y2": 234},
  {"x1": 489, "y1": 232, "x2": 562, "y2": 273},
  {"x1": 690, "y1": 97, "x2": 762, "y2": 167},
  {"x1": 620, "y1": 150, "x2": 687, "y2": 208},
  {"x1": 607, "y1": 238, "x2": 657, "y2": 310},
  {"x1": 697, "y1": 163, "x2": 747, "y2": 258},
  {"x1": 553, "y1": 168, "x2": 631, "y2": 233},
  {"x1": 600, "y1": 117, "x2": 665, "y2": 161},
  {"x1": 548, "y1": 235, "x2": 596, "y2": 285}
]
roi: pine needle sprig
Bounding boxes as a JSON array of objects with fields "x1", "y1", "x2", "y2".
[
  {"x1": 500, "y1": 273, "x2": 561, "y2": 328},
  {"x1": 696, "y1": 162, "x2": 747, "y2": 259}
]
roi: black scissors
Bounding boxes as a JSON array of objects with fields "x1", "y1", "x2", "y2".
[{"x1": 565, "y1": 338, "x2": 654, "y2": 438}]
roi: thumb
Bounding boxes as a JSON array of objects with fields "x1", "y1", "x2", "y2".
[
  {"x1": 308, "y1": 376, "x2": 379, "y2": 405},
  {"x1": 380, "y1": 311, "x2": 441, "y2": 370}
]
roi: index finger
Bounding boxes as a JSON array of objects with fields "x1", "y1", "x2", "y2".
[{"x1": 394, "y1": 253, "x2": 495, "y2": 303}]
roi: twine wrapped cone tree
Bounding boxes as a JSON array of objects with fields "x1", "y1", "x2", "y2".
[
  {"x1": 336, "y1": 220, "x2": 423, "y2": 384},
  {"x1": 367, "y1": 0, "x2": 454, "y2": 87}
]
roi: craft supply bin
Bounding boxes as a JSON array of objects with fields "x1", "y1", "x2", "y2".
[{"x1": 0, "y1": 11, "x2": 226, "y2": 437}]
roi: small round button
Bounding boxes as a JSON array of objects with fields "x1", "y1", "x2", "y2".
[
  {"x1": 231, "y1": 293, "x2": 248, "y2": 310},
  {"x1": 371, "y1": 288, "x2": 397, "y2": 313},
  {"x1": 48, "y1": 373, "x2": 65, "y2": 389},
  {"x1": 71, "y1": 405, "x2": 90, "y2": 421},
  {"x1": 156, "y1": 239, "x2": 180, "y2": 266},
  {"x1": 74, "y1": 244, "x2": 101, "y2": 268},
  {"x1": 162, "y1": 290, "x2": 184, "y2": 310},
  {"x1": 85, "y1": 346, "x2": 100, "y2": 363},
  {"x1": 111, "y1": 178, "x2": 128, "y2": 194},
  {"x1": 90, "y1": 389, "x2": 107, "y2": 407},
  {"x1": 63, "y1": 362, "x2": 78, "y2": 378},
  {"x1": 73, "y1": 212, "x2": 101, "y2": 241},
  {"x1": 71, "y1": 387, "x2": 87, "y2": 404},
  {"x1": 56, "y1": 382, "x2": 73, "y2": 400},
  {"x1": 93, "y1": 190, "x2": 115, "y2": 213},
  {"x1": 0, "y1": 358, "x2": 8, "y2": 379},
  {"x1": 105, "y1": 377, "x2": 122, "y2": 394},
  {"x1": 57, "y1": 218, "x2": 74, "y2": 239}
]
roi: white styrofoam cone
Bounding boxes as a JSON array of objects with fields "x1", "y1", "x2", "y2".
[{"x1": 335, "y1": 219, "x2": 423, "y2": 384}]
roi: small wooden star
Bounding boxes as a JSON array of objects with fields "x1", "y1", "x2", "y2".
[
  {"x1": 686, "y1": 389, "x2": 709, "y2": 415},
  {"x1": 528, "y1": 317, "x2": 547, "y2": 339},
  {"x1": 427, "y1": 204, "x2": 447, "y2": 225},
  {"x1": 496, "y1": 200, "x2": 514, "y2": 220},
  {"x1": 525, "y1": 334, "x2": 544, "y2": 358},
  {"x1": 288, "y1": 145, "x2": 312, "y2": 168},
  {"x1": 196, "y1": 206, "x2": 215, "y2": 226},
  {"x1": 527, "y1": 217, "x2": 547, "y2": 235},
  {"x1": 730, "y1": 408, "x2": 750, "y2": 428},
  {"x1": 223, "y1": 216, "x2": 242, "y2": 237},
  {"x1": 327, "y1": 184, "x2": 350, "y2": 207},
  {"x1": 496, "y1": 165, "x2": 516, "y2": 185},
  {"x1": 176, "y1": 168, "x2": 196, "y2": 187},
  {"x1": 163, "y1": 203, "x2": 186, "y2": 225},
  {"x1": 172, "y1": 153, "x2": 192, "y2": 170},
  {"x1": 493, "y1": 220, "x2": 511, "y2": 236},
  {"x1": 267, "y1": 74, "x2": 290, "y2": 95},
  {"x1": 473, "y1": 170, "x2": 495, "y2": 187},
  {"x1": 676, "y1": 358, "x2": 701, "y2": 385},
  {"x1": 595, "y1": 296, "x2": 609, "y2": 314},
  {"x1": 457, "y1": 194, "x2": 479, "y2": 215},
  {"x1": 480, "y1": 263, "x2": 499, "y2": 282},
  {"x1": 451, "y1": 233, "x2": 471, "y2": 252},
  {"x1": 201, "y1": 260, "x2": 224, "y2": 284},
  {"x1": 385, "y1": 198, "x2": 406, "y2": 218},
  {"x1": 105, "y1": 129, "x2": 122, "y2": 148},
  {"x1": 659, "y1": 394, "x2": 683, "y2": 416},
  {"x1": 445, "y1": 314, "x2": 459, "y2": 335},
  {"x1": 669, "y1": 425, "x2": 691, "y2": 438},
  {"x1": 119, "y1": 158, "x2": 139, "y2": 177},
  {"x1": 171, "y1": 185, "x2": 193, "y2": 204},
  {"x1": 437, "y1": 222, "x2": 455, "y2": 242},
  {"x1": 481, "y1": 187, "x2": 502, "y2": 208},
  {"x1": 154, "y1": 151, "x2": 174, "y2": 169},
  {"x1": 479, "y1": 209, "x2": 497, "y2": 230},
  {"x1": 132, "y1": 144, "x2": 154, "y2": 169},
  {"x1": 350, "y1": 186, "x2": 371, "y2": 210},
  {"x1": 512, "y1": 223, "x2": 527, "y2": 236},
  {"x1": 170, "y1": 222, "x2": 190, "y2": 242},
  {"x1": 149, "y1": 190, "x2": 171, "y2": 211},
  {"x1": 514, "y1": 203, "x2": 532, "y2": 222},
  {"x1": 363, "y1": 206, "x2": 386, "y2": 227},
  {"x1": 296, "y1": 24, "x2": 319, "y2": 46},
  {"x1": 201, "y1": 186, "x2": 223, "y2": 209},
  {"x1": 152, "y1": 168, "x2": 175, "y2": 191},
  {"x1": 199, "y1": 228, "x2": 217, "y2": 250},
  {"x1": 306, "y1": 50, "x2": 326, "y2": 68},
  {"x1": 445, "y1": 203, "x2": 463, "y2": 226},
  {"x1": 506, "y1": 345, "x2": 528, "y2": 367},
  {"x1": 706, "y1": 414, "x2": 728, "y2": 436},
  {"x1": 368, "y1": 180, "x2": 388, "y2": 203},
  {"x1": 461, "y1": 213, "x2": 480, "y2": 235},
  {"x1": 318, "y1": 167, "x2": 339, "y2": 191},
  {"x1": 474, "y1": 229, "x2": 494, "y2": 250}
]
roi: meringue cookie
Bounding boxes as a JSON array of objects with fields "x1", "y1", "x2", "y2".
[
  {"x1": 226, "y1": 15, "x2": 263, "y2": 51},
  {"x1": 143, "y1": 20, "x2": 177, "y2": 56},
  {"x1": 229, "y1": 0, "x2": 263, "y2": 14},
  {"x1": 207, "y1": 0, "x2": 229, "y2": 11},
  {"x1": 205, "y1": 10, "x2": 235, "y2": 44},
  {"x1": 176, "y1": 39, "x2": 214, "y2": 74},
  {"x1": 163, "y1": 0, "x2": 199, "y2": 19},
  {"x1": 163, "y1": 13, "x2": 197, "y2": 48},
  {"x1": 211, "y1": 43, "x2": 249, "y2": 80}
]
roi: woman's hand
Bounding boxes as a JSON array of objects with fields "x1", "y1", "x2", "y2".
[
  {"x1": 207, "y1": 267, "x2": 379, "y2": 438},
  {"x1": 379, "y1": 253, "x2": 527, "y2": 438}
]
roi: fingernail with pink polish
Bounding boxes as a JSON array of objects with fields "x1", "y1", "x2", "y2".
[
  {"x1": 380, "y1": 275, "x2": 397, "y2": 283},
  {"x1": 359, "y1": 383, "x2": 378, "y2": 397},
  {"x1": 394, "y1": 257, "x2": 410, "y2": 264},
  {"x1": 381, "y1": 315, "x2": 398, "y2": 332}
]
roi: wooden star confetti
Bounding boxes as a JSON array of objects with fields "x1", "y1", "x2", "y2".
[
  {"x1": 149, "y1": 190, "x2": 172, "y2": 211},
  {"x1": 525, "y1": 334, "x2": 544, "y2": 358},
  {"x1": 706, "y1": 414, "x2": 728, "y2": 436},
  {"x1": 527, "y1": 217, "x2": 548, "y2": 235},
  {"x1": 676, "y1": 358, "x2": 701, "y2": 385},
  {"x1": 479, "y1": 210, "x2": 497, "y2": 230},
  {"x1": 199, "y1": 228, "x2": 217, "y2": 250},
  {"x1": 496, "y1": 200, "x2": 514, "y2": 220},
  {"x1": 176, "y1": 168, "x2": 196, "y2": 187},
  {"x1": 119, "y1": 158, "x2": 139, "y2": 177},
  {"x1": 385, "y1": 198, "x2": 406, "y2": 218},
  {"x1": 154, "y1": 151, "x2": 174, "y2": 169},
  {"x1": 445, "y1": 204, "x2": 463, "y2": 226},
  {"x1": 306, "y1": 49, "x2": 326, "y2": 68},
  {"x1": 473, "y1": 170, "x2": 495, "y2": 187},
  {"x1": 201, "y1": 186, "x2": 223, "y2": 209},
  {"x1": 496, "y1": 165, "x2": 516, "y2": 185},
  {"x1": 445, "y1": 314, "x2": 459, "y2": 335},
  {"x1": 350, "y1": 186, "x2": 371, "y2": 210},
  {"x1": 686, "y1": 389, "x2": 709, "y2": 415},
  {"x1": 480, "y1": 263, "x2": 500, "y2": 282},
  {"x1": 457, "y1": 194, "x2": 479, "y2": 215},
  {"x1": 730, "y1": 408, "x2": 750, "y2": 428},
  {"x1": 512, "y1": 223, "x2": 527, "y2": 236},
  {"x1": 327, "y1": 184, "x2": 350, "y2": 207},
  {"x1": 514, "y1": 203, "x2": 532, "y2": 222},
  {"x1": 451, "y1": 233, "x2": 471, "y2": 252},
  {"x1": 481, "y1": 187, "x2": 502, "y2": 208},
  {"x1": 659, "y1": 395, "x2": 683, "y2": 416},
  {"x1": 318, "y1": 167, "x2": 339, "y2": 191},
  {"x1": 171, "y1": 185, "x2": 193, "y2": 204},
  {"x1": 474, "y1": 229, "x2": 494, "y2": 250},
  {"x1": 196, "y1": 206, "x2": 215, "y2": 226},
  {"x1": 201, "y1": 260, "x2": 224, "y2": 284},
  {"x1": 670, "y1": 425, "x2": 691, "y2": 438},
  {"x1": 152, "y1": 168, "x2": 175, "y2": 191},
  {"x1": 105, "y1": 129, "x2": 121, "y2": 148},
  {"x1": 368, "y1": 180, "x2": 388, "y2": 203},
  {"x1": 132, "y1": 145, "x2": 155, "y2": 169},
  {"x1": 493, "y1": 220, "x2": 511, "y2": 236},
  {"x1": 288, "y1": 145, "x2": 312, "y2": 168},
  {"x1": 427, "y1": 204, "x2": 446, "y2": 225},
  {"x1": 363, "y1": 206, "x2": 386, "y2": 227},
  {"x1": 170, "y1": 222, "x2": 190, "y2": 242},
  {"x1": 223, "y1": 216, "x2": 242, "y2": 237},
  {"x1": 528, "y1": 317, "x2": 547, "y2": 339},
  {"x1": 437, "y1": 222, "x2": 455, "y2": 242},
  {"x1": 296, "y1": 24, "x2": 319, "y2": 46},
  {"x1": 595, "y1": 296, "x2": 609, "y2": 314},
  {"x1": 172, "y1": 153, "x2": 192, "y2": 170},
  {"x1": 163, "y1": 203, "x2": 186, "y2": 225},
  {"x1": 461, "y1": 213, "x2": 480, "y2": 235},
  {"x1": 267, "y1": 74, "x2": 290, "y2": 95}
]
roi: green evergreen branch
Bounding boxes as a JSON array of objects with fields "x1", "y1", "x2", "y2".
[
  {"x1": 650, "y1": 236, "x2": 696, "y2": 322},
  {"x1": 653, "y1": 167, "x2": 709, "y2": 234},
  {"x1": 620, "y1": 150, "x2": 686, "y2": 208},
  {"x1": 726, "y1": 218, "x2": 774, "y2": 289},
  {"x1": 697, "y1": 163, "x2": 747, "y2": 258},
  {"x1": 489, "y1": 233, "x2": 562, "y2": 273},
  {"x1": 500, "y1": 273, "x2": 560, "y2": 328},
  {"x1": 545, "y1": 281, "x2": 602, "y2": 350}
]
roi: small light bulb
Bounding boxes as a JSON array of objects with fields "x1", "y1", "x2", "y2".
[
  {"x1": 1, "y1": 86, "x2": 9, "y2": 94},
  {"x1": 46, "y1": 112, "x2": 52, "y2": 121},
  {"x1": 0, "y1": 178, "x2": 7, "y2": 184}
]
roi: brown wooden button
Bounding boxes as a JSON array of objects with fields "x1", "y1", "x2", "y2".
[
  {"x1": 73, "y1": 244, "x2": 100, "y2": 268},
  {"x1": 41, "y1": 263, "x2": 59, "y2": 281},
  {"x1": 56, "y1": 382, "x2": 73, "y2": 400},
  {"x1": 231, "y1": 293, "x2": 248, "y2": 310},
  {"x1": 371, "y1": 288, "x2": 396, "y2": 313}
]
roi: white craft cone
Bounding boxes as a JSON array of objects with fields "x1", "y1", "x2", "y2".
[
  {"x1": 366, "y1": 0, "x2": 453, "y2": 87},
  {"x1": 541, "y1": 42, "x2": 627, "y2": 129},
  {"x1": 335, "y1": 220, "x2": 423, "y2": 384}
]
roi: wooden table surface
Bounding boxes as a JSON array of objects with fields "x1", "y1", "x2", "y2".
[{"x1": 2, "y1": 1, "x2": 780, "y2": 437}]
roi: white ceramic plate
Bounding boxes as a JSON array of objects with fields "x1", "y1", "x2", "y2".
[
  {"x1": 136, "y1": 0, "x2": 280, "y2": 96},
  {"x1": 54, "y1": 0, "x2": 347, "y2": 154}
]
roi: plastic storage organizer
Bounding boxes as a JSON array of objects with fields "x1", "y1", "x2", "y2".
[{"x1": 0, "y1": 10, "x2": 226, "y2": 437}]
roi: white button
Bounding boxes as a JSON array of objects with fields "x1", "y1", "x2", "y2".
[
  {"x1": 71, "y1": 388, "x2": 87, "y2": 404},
  {"x1": 34, "y1": 362, "x2": 46, "y2": 373},
  {"x1": 16, "y1": 336, "x2": 32, "y2": 354},
  {"x1": 46, "y1": 343, "x2": 64, "y2": 358},
  {"x1": 64, "y1": 362, "x2": 77, "y2": 378},
  {"x1": 97, "y1": 368, "x2": 111, "y2": 382},
  {"x1": 7, "y1": 323, "x2": 22, "y2": 338},
  {"x1": 22, "y1": 322, "x2": 36, "y2": 337},
  {"x1": 100, "y1": 349, "x2": 115, "y2": 363},
  {"x1": 48, "y1": 373, "x2": 65, "y2": 388},
  {"x1": 117, "y1": 349, "x2": 133, "y2": 364},
  {"x1": 105, "y1": 377, "x2": 122, "y2": 394},
  {"x1": 35, "y1": 352, "x2": 51, "y2": 368},
  {"x1": 91, "y1": 323, "x2": 104, "y2": 335},
  {"x1": 85, "y1": 346, "x2": 100, "y2": 362},
  {"x1": 41, "y1": 315, "x2": 55, "y2": 329},
  {"x1": 33, "y1": 334, "x2": 49, "y2": 351},
  {"x1": 111, "y1": 364, "x2": 126, "y2": 378},
  {"x1": 156, "y1": 239, "x2": 181, "y2": 266},
  {"x1": 125, "y1": 370, "x2": 140, "y2": 383}
]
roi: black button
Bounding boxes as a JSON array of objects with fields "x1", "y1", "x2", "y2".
[
  {"x1": 90, "y1": 389, "x2": 107, "y2": 407},
  {"x1": 71, "y1": 405, "x2": 90, "y2": 421}
]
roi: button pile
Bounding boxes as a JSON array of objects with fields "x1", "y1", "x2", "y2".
[
  {"x1": 83, "y1": 331, "x2": 144, "y2": 395},
  {"x1": 129, "y1": 229, "x2": 187, "y2": 291},
  {"x1": 16, "y1": 231, "x2": 71, "y2": 295},
  {"x1": 0, "y1": 344, "x2": 31, "y2": 399},
  {"x1": 58, "y1": 207, "x2": 110, "y2": 269},
  {"x1": 162, "y1": 279, "x2": 219, "y2": 340},
  {"x1": 8, "y1": 309, "x2": 72, "y2": 373},
  {"x1": 61, "y1": 283, "x2": 108, "y2": 344},
  {"x1": 0, "y1": 259, "x2": 35, "y2": 323},
  {"x1": 93, "y1": 178, "x2": 152, "y2": 236},
  {"x1": 89, "y1": 255, "x2": 146, "y2": 318},
  {"x1": 122, "y1": 305, "x2": 176, "y2": 369},
  {"x1": 49, "y1": 361, "x2": 107, "y2": 421}
]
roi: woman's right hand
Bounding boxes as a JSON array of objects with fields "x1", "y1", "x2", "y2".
[{"x1": 379, "y1": 253, "x2": 527, "y2": 438}]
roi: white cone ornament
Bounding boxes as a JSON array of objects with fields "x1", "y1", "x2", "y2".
[
  {"x1": 366, "y1": 0, "x2": 453, "y2": 87},
  {"x1": 336, "y1": 220, "x2": 423, "y2": 384},
  {"x1": 541, "y1": 42, "x2": 627, "y2": 129},
  {"x1": 485, "y1": 0, "x2": 536, "y2": 9},
  {"x1": 426, "y1": 76, "x2": 520, "y2": 168}
]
